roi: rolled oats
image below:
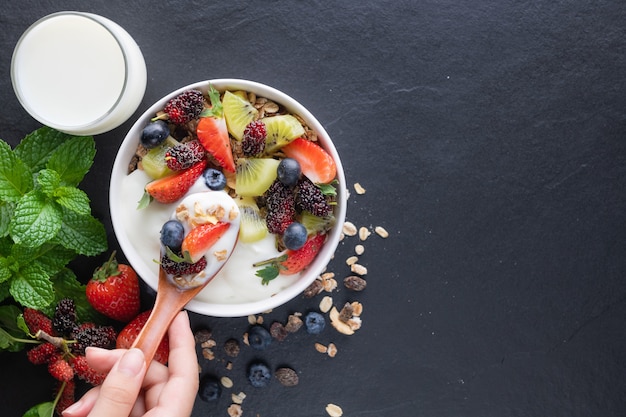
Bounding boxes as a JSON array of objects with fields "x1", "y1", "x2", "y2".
[
  {"x1": 326, "y1": 403, "x2": 343, "y2": 417},
  {"x1": 227, "y1": 403, "x2": 243, "y2": 417},
  {"x1": 351, "y1": 301, "x2": 364, "y2": 316},
  {"x1": 375, "y1": 226, "x2": 389, "y2": 238},
  {"x1": 221, "y1": 376, "x2": 234, "y2": 388},
  {"x1": 359, "y1": 226, "x2": 371, "y2": 241},
  {"x1": 231, "y1": 392, "x2": 246, "y2": 405},
  {"x1": 342, "y1": 221, "x2": 357, "y2": 236},
  {"x1": 350, "y1": 263, "x2": 368, "y2": 276},
  {"x1": 327, "y1": 342, "x2": 338, "y2": 358},
  {"x1": 345, "y1": 255, "x2": 359, "y2": 266},
  {"x1": 319, "y1": 296, "x2": 333, "y2": 313},
  {"x1": 329, "y1": 307, "x2": 355, "y2": 335},
  {"x1": 354, "y1": 182, "x2": 366, "y2": 194},
  {"x1": 355, "y1": 244, "x2": 365, "y2": 255},
  {"x1": 315, "y1": 342, "x2": 328, "y2": 353}
]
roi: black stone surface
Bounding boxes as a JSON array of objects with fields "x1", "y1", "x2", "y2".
[{"x1": 1, "y1": 1, "x2": 625, "y2": 416}]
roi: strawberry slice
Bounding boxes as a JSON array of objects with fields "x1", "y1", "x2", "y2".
[
  {"x1": 143, "y1": 159, "x2": 207, "y2": 205},
  {"x1": 281, "y1": 138, "x2": 336, "y2": 184},
  {"x1": 181, "y1": 221, "x2": 231, "y2": 263},
  {"x1": 280, "y1": 232, "x2": 326, "y2": 275},
  {"x1": 196, "y1": 85, "x2": 236, "y2": 173}
]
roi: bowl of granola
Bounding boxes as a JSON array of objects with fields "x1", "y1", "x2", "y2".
[{"x1": 110, "y1": 79, "x2": 346, "y2": 317}]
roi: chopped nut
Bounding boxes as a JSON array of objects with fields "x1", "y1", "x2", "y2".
[
  {"x1": 270, "y1": 321, "x2": 288, "y2": 341},
  {"x1": 231, "y1": 392, "x2": 246, "y2": 404},
  {"x1": 221, "y1": 376, "x2": 234, "y2": 388},
  {"x1": 345, "y1": 256, "x2": 359, "y2": 266},
  {"x1": 355, "y1": 244, "x2": 365, "y2": 255},
  {"x1": 302, "y1": 279, "x2": 324, "y2": 298},
  {"x1": 315, "y1": 342, "x2": 328, "y2": 353},
  {"x1": 326, "y1": 403, "x2": 343, "y2": 417},
  {"x1": 350, "y1": 263, "x2": 368, "y2": 276},
  {"x1": 359, "y1": 226, "x2": 371, "y2": 241},
  {"x1": 342, "y1": 221, "x2": 357, "y2": 236},
  {"x1": 275, "y1": 367, "x2": 299, "y2": 386},
  {"x1": 202, "y1": 348, "x2": 215, "y2": 360},
  {"x1": 227, "y1": 403, "x2": 243, "y2": 417},
  {"x1": 285, "y1": 314, "x2": 304, "y2": 332},
  {"x1": 327, "y1": 342, "x2": 338, "y2": 358},
  {"x1": 344, "y1": 275, "x2": 367, "y2": 291},
  {"x1": 319, "y1": 296, "x2": 333, "y2": 313},
  {"x1": 354, "y1": 182, "x2": 366, "y2": 194},
  {"x1": 375, "y1": 225, "x2": 389, "y2": 238},
  {"x1": 224, "y1": 338, "x2": 240, "y2": 357}
]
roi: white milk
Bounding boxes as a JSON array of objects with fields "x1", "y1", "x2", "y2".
[{"x1": 11, "y1": 12, "x2": 147, "y2": 135}]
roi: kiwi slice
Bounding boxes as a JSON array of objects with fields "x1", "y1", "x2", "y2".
[
  {"x1": 222, "y1": 91, "x2": 258, "y2": 141},
  {"x1": 236, "y1": 196, "x2": 268, "y2": 243},
  {"x1": 140, "y1": 143, "x2": 173, "y2": 179},
  {"x1": 300, "y1": 210, "x2": 335, "y2": 235},
  {"x1": 262, "y1": 115, "x2": 305, "y2": 153},
  {"x1": 235, "y1": 158, "x2": 280, "y2": 197}
]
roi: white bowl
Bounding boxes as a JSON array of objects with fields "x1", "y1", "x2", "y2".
[{"x1": 110, "y1": 79, "x2": 346, "y2": 317}]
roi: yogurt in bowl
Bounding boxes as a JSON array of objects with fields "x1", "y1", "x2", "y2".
[{"x1": 110, "y1": 79, "x2": 346, "y2": 317}]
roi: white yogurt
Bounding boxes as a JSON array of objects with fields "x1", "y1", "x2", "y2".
[
  {"x1": 11, "y1": 12, "x2": 146, "y2": 135},
  {"x1": 120, "y1": 169, "x2": 300, "y2": 304}
]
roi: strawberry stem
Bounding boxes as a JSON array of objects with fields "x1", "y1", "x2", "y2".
[{"x1": 92, "y1": 251, "x2": 121, "y2": 282}]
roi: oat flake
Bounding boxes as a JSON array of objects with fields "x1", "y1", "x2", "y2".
[{"x1": 326, "y1": 403, "x2": 343, "y2": 417}]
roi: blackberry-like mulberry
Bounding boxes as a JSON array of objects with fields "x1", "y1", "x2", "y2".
[
  {"x1": 165, "y1": 140, "x2": 206, "y2": 171},
  {"x1": 160, "y1": 253, "x2": 208, "y2": 276},
  {"x1": 241, "y1": 121, "x2": 267, "y2": 156},
  {"x1": 265, "y1": 179, "x2": 296, "y2": 234},
  {"x1": 296, "y1": 178, "x2": 332, "y2": 217},
  {"x1": 23, "y1": 308, "x2": 54, "y2": 335},
  {"x1": 26, "y1": 342, "x2": 57, "y2": 365},
  {"x1": 163, "y1": 89, "x2": 205, "y2": 124},
  {"x1": 72, "y1": 325, "x2": 116, "y2": 355},
  {"x1": 53, "y1": 298, "x2": 77, "y2": 336}
]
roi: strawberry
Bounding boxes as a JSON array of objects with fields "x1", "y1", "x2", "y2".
[
  {"x1": 144, "y1": 159, "x2": 208, "y2": 204},
  {"x1": 116, "y1": 310, "x2": 169, "y2": 364},
  {"x1": 281, "y1": 137, "x2": 337, "y2": 184},
  {"x1": 181, "y1": 221, "x2": 231, "y2": 263},
  {"x1": 254, "y1": 233, "x2": 326, "y2": 283},
  {"x1": 23, "y1": 308, "x2": 55, "y2": 336},
  {"x1": 196, "y1": 85, "x2": 236, "y2": 172},
  {"x1": 86, "y1": 252, "x2": 140, "y2": 323},
  {"x1": 70, "y1": 355, "x2": 106, "y2": 385}
]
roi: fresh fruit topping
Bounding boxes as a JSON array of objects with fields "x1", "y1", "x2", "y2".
[
  {"x1": 247, "y1": 362, "x2": 272, "y2": 388},
  {"x1": 160, "y1": 253, "x2": 208, "y2": 276},
  {"x1": 23, "y1": 307, "x2": 55, "y2": 336},
  {"x1": 52, "y1": 298, "x2": 77, "y2": 336},
  {"x1": 300, "y1": 210, "x2": 335, "y2": 235},
  {"x1": 48, "y1": 353, "x2": 74, "y2": 381},
  {"x1": 262, "y1": 114, "x2": 305, "y2": 153},
  {"x1": 196, "y1": 86, "x2": 236, "y2": 172},
  {"x1": 141, "y1": 141, "x2": 174, "y2": 179},
  {"x1": 140, "y1": 120, "x2": 170, "y2": 149},
  {"x1": 282, "y1": 137, "x2": 337, "y2": 184},
  {"x1": 304, "y1": 311, "x2": 326, "y2": 334},
  {"x1": 161, "y1": 89, "x2": 205, "y2": 125},
  {"x1": 181, "y1": 221, "x2": 230, "y2": 263},
  {"x1": 26, "y1": 342, "x2": 57, "y2": 365},
  {"x1": 86, "y1": 252, "x2": 141, "y2": 323},
  {"x1": 203, "y1": 167, "x2": 227, "y2": 191},
  {"x1": 165, "y1": 140, "x2": 206, "y2": 171},
  {"x1": 235, "y1": 158, "x2": 280, "y2": 197},
  {"x1": 70, "y1": 355, "x2": 105, "y2": 385},
  {"x1": 116, "y1": 310, "x2": 169, "y2": 364},
  {"x1": 265, "y1": 179, "x2": 296, "y2": 234},
  {"x1": 282, "y1": 221, "x2": 308, "y2": 250},
  {"x1": 72, "y1": 324, "x2": 117, "y2": 355},
  {"x1": 236, "y1": 197, "x2": 268, "y2": 243},
  {"x1": 247, "y1": 325, "x2": 272, "y2": 350},
  {"x1": 241, "y1": 120, "x2": 267, "y2": 156},
  {"x1": 254, "y1": 233, "x2": 325, "y2": 283},
  {"x1": 160, "y1": 220, "x2": 185, "y2": 252},
  {"x1": 277, "y1": 157, "x2": 301, "y2": 188},
  {"x1": 142, "y1": 159, "x2": 208, "y2": 205},
  {"x1": 296, "y1": 177, "x2": 332, "y2": 217},
  {"x1": 198, "y1": 375, "x2": 222, "y2": 402},
  {"x1": 222, "y1": 90, "x2": 258, "y2": 140}
]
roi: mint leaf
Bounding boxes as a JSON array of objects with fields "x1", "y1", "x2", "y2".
[
  {"x1": 9, "y1": 191, "x2": 62, "y2": 248},
  {"x1": 47, "y1": 136, "x2": 95, "y2": 187},
  {"x1": 55, "y1": 208, "x2": 107, "y2": 256},
  {"x1": 54, "y1": 186, "x2": 91, "y2": 215},
  {"x1": 13, "y1": 243, "x2": 75, "y2": 277},
  {"x1": 14, "y1": 126, "x2": 75, "y2": 172},
  {"x1": 9, "y1": 264, "x2": 55, "y2": 309},
  {"x1": 0, "y1": 202, "x2": 14, "y2": 237},
  {"x1": 23, "y1": 401, "x2": 54, "y2": 417},
  {"x1": 0, "y1": 140, "x2": 33, "y2": 202},
  {"x1": 0, "y1": 281, "x2": 9, "y2": 303},
  {"x1": 0, "y1": 256, "x2": 14, "y2": 283},
  {"x1": 36, "y1": 169, "x2": 61, "y2": 196}
]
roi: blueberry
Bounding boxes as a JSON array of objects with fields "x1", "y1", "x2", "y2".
[
  {"x1": 247, "y1": 362, "x2": 271, "y2": 388},
  {"x1": 304, "y1": 311, "x2": 326, "y2": 334},
  {"x1": 277, "y1": 158, "x2": 301, "y2": 187},
  {"x1": 282, "y1": 222, "x2": 308, "y2": 250},
  {"x1": 198, "y1": 375, "x2": 221, "y2": 402},
  {"x1": 247, "y1": 325, "x2": 272, "y2": 350},
  {"x1": 160, "y1": 220, "x2": 185, "y2": 251},
  {"x1": 140, "y1": 120, "x2": 170, "y2": 149},
  {"x1": 203, "y1": 168, "x2": 227, "y2": 191}
]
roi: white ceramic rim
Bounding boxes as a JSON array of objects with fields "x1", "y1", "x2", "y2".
[{"x1": 110, "y1": 79, "x2": 346, "y2": 317}]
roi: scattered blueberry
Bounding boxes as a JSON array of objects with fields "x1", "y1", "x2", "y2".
[
  {"x1": 140, "y1": 120, "x2": 170, "y2": 148},
  {"x1": 203, "y1": 168, "x2": 227, "y2": 191},
  {"x1": 304, "y1": 311, "x2": 326, "y2": 334},
  {"x1": 247, "y1": 362, "x2": 271, "y2": 388},
  {"x1": 277, "y1": 158, "x2": 301, "y2": 187},
  {"x1": 198, "y1": 375, "x2": 221, "y2": 402},
  {"x1": 160, "y1": 220, "x2": 185, "y2": 251},
  {"x1": 248, "y1": 325, "x2": 272, "y2": 350},
  {"x1": 282, "y1": 222, "x2": 308, "y2": 250}
]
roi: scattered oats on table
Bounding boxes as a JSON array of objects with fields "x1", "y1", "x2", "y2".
[
  {"x1": 375, "y1": 225, "x2": 389, "y2": 238},
  {"x1": 319, "y1": 295, "x2": 333, "y2": 313},
  {"x1": 350, "y1": 263, "x2": 368, "y2": 276},
  {"x1": 220, "y1": 376, "x2": 234, "y2": 388},
  {"x1": 342, "y1": 221, "x2": 357, "y2": 236},
  {"x1": 353, "y1": 182, "x2": 366, "y2": 194},
  {"x1": 227, "y1": 403, "x2": 243, "y2": 417},
  {"x1": 326, "y1": 403, "x2": 343, "y2": 417},
  {"x1": 359, "y1": 226, "x2": 371, "y2": 241}
]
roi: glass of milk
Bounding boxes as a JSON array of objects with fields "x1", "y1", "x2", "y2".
[{"x1": 11, "y1": 11, "x2": 147, "y2": 135}]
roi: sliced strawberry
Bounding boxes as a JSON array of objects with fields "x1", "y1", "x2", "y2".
[
  {"x1": 181, "y1": 221, "x2": 230, "y2": 263},
  {"x1": 280, "y1": 233, "x2": 326, "y2": 275},
  {"x1": 116, "y1": 310, "x2": 169, "y2": 364},
  {"x1": 144, "y1": 159, "x2": 207, "y2": 204},
  {"x1": 281, "y1": 138, "x2": 336, "y2": 184},
  {"x1": 196, "y1": 86, "x2": 236, "y2": 172}
]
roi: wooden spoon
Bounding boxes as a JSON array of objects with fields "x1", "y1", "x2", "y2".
[{"x1": 131, "y1": 192, "x2": 240, "y2": 364}]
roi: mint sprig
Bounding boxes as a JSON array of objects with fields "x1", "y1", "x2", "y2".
[{"x1": 0, "y1": 127, "x2": 107, "y2": 311}]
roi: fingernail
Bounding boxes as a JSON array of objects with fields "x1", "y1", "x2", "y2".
[
  {"x1": 61, "y1": 400, "x2": 82, "y2": 416},
  {"x1": 117, "y1": 348, "x2": 145, "y2": 376}
]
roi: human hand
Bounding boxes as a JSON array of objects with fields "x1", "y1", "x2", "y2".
[{"x1": 62, "y1": 310, "x2": 199, "y2": 417}]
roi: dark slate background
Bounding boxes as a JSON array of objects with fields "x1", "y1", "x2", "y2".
[{"x1": 1, "y1": 1, "x2": 625, "y2": 416}]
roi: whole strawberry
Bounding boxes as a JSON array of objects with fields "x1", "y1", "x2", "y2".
[
  {"x1": 86, "y1": 251, "x2": 140, "y2": 323},
  {"x1": 117, "y1": 310, "x2": 169, "y2": 364}
]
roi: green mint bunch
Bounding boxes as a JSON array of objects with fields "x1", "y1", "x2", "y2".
[{"x1": 0, "y1": 127, "x2": 107, "y2": 310}]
